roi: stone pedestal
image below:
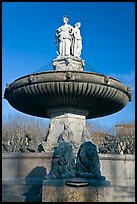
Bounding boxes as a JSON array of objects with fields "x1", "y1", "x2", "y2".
[
  {"x1": 42, "y1": 107, "x2": 89, "y2": 153},
  {"x1": 42, "y1": 178, "x2": 111, "y2": 202},
  {"x1": 52, "y1": 56, "x2": 85, "y2": 71}
]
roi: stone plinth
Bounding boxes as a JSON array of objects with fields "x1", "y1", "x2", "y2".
[
  {"x1": 42, "y1": 180, "x2": 135, "y2": 202},
  {"x1": 52, "y1": 56, "x2": 85, "y2": 71},
  {"x1": 42, "y1": 178, "x2": 112, "y2": 202},
  {"x1": 43, "y1": 107, "x2": 89, "y2": 152}
]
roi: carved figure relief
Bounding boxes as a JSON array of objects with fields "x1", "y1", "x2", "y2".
[{"x1": 57, "y1": 123, "x2": 74, "y2": 144}]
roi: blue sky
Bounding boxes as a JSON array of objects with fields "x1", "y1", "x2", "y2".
[{"x1": 2, "y1": 2, "x2": 135, "y2": 131}]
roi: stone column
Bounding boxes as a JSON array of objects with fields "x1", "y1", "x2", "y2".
[{"x1": 42, "y1": 107, "x2": 89, "y2": 153}]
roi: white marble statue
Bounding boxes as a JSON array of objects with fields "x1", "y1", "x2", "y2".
[
  {"x1": 72, "y1": 22, "x2": 82, "y2": 58},
  {"x1": 56, "y1": 16, "x2": 73, "y2": 57},
  {"x1": 55, "y1": 16, "x2": 82, "y2": 59}
]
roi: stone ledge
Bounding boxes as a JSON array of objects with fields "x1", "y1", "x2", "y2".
[
  {"x1": 2, "y1": 178, "x2": 43, "y2": 185},
  {"x1": 109, "y1": 179, "x2": 135, "y2": 187},
  {"x1": 2, "y1": 152, "x2": 53, "y2": 159},
  {"x1": 43, "y1": 177, "x2": 111, "y2": 187},
  {"x1": 2, "y1": 152, "x2": 135, "y2": 161},
  {"x1": 99, "y1": 153, "x2": 135, "y2": 161}
]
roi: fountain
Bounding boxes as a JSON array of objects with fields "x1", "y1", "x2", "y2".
[{"x1": 4, "y1": 16, "x2": 132, "y2": 202}]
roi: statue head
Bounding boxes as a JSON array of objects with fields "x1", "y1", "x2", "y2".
[
  {"x1": 75, "y1": 22, "x2": 81, "y2": 28},
  {"x1": 63, "y1": 15, "x2": 69, "y2": 24}
]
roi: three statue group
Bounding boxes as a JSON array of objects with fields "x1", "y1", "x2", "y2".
[{"x1": 56, "y1": 15, "x2": 82, "y2": 59}]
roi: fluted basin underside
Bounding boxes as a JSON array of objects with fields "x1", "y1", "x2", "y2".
[{"x1": 4, "y1": 71, "x2": 131, "y2": 119}]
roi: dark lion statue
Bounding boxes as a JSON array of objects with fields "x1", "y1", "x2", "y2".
[
  {"x1": 76, "y1": 141, "x2": 105, "y2": 180},
  {"x1": 45, "y1": 141, "x2": 76, "y2": 179}
]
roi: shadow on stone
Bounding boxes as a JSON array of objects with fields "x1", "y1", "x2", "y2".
[{"x1": 23, "y1": 166, "x2": 47, "y2": 202}]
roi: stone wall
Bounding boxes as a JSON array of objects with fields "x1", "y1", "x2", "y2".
[
  {"x1": 2, "y1": 153, "x2": 135, "y2": 185},
  {"x1": 100, "y1": 154, "x2": 135, "y2": 187},
  {"x1": 2, "y1": 153, "x2": 135, "y2": 202}
]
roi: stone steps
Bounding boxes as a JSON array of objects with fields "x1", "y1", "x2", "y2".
[
  {"x1": 2, "y1": 195, "x2": 41, "y2": 202},
  {"x1": 2, "y1": 186, "x2": 42, "y2": 202},
  {"x1": 107, "y1": 186, "x2": 135, "y2": 202},
  {"x1": 2, "y1": 178, "x2": 43, "y2": 202},
  {"x1": 2, "y1": 187, "x2": 42, "y2": 196}
]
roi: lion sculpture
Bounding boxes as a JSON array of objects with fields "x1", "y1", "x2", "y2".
[
  {"x1": 45, "y1": 141, "x2": 76, "y2": 179},
  {"x1": 76, "y1": 141, "x2": 105, "y2": 180}
]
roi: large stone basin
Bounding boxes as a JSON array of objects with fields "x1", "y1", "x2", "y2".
[{"x1": 4, "y1": 71, "x2": 131, "y2": 119}]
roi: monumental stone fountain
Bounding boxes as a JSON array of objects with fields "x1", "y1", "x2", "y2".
[{"x1": 4, "y1": 16, "x2": 132, "y2": 202}]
